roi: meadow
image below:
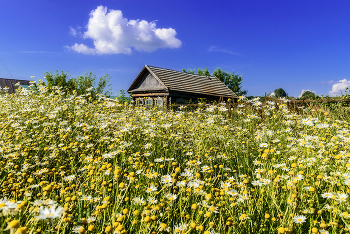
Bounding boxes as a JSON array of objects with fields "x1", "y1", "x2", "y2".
[{"x1": 1, "y1": 82, "x2": 350, "y2": 234}]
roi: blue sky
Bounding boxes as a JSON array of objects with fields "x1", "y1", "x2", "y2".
[{"x1": 1, "y1": 0, "x2": 350, "y2": 97}]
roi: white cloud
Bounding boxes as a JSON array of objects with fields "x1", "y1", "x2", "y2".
[
  {"x1": 69, "y1": 27, "x2": 77, "y2": 37},
  {"x1": 66, "y1": 6, "x2": 182, "y2": 55},
  {"x1": 329, "y1": 79, "x2": 350, "y2": 96},
  {"x1": 65, "y1": 43, "x2": 96, "y2": 55},
  {"x1": 208, "y1": 46, "x2": 240, "y2": 56}
]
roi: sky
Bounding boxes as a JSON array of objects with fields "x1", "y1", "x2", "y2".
[{"x1": 1, "y1": 0, "x2": 350, "y2": 97}]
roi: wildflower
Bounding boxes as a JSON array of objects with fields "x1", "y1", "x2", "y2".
[
  {"x1": 239, "y1": 214, "x2": 249, "y2": 220},
  {"x1": 72, "y1": 226, "x2": 85, "y2": 233},
  {"x1": 166, "y1": 193, "x2": 178, "y2": 201},
  {"x1": 294, "y1": 174, "x2": 304, "y2": 181},
  {"x1": 147, "y1": 197, "x2": 158, "y2": 204},
  {"x1": 174, "y1": 223, "x2": 187, "y2": 233},
  {"x1": 321, "y1": 193, "x2": 333, "y2": 199},
  {"x1": 81, "y1": 195, "x2": 92, "y2": 201},
  {"x1": 5, "y1": 220, "x2": 20, "y2": 231},
  {"x1": 133, "y1": 197, "x2": 145, "y2": 205},
  {"x1": 145, "y1": 184, "x2": 157, "y2": 193},
  {"x1": 220, "y1": 181, "x2": 231, "y2": 189},
  {"x1": 201, "y1": 165, "x2": 210, "y2": 172},
  {"x1": 293, "y1": 215, "x2": 307, "y2": 224},
  {"x1": 260, "y1": 143, "x2": 268, "y2": 147},
  {"x1": 208, "y1": 205, "x2": 219, "y2": 213},
  {"x1": 87, "y1": 216, "x2": 96, "y2": 223},
  {"x1": 344, "y1": 179, "x2": 350, "y2": 186},
  {"x1": 63, "y1": 175, "x2": 76, "y2": 181},
  {"x1": 161, "y1": 175, "x2": 173, "y2": 186},
  {"x1": 176, "y1": 181, "x2": 186, "y2": 187},
  {"x1": 336, "y1": 193, "x2": 348, "y2": 203},
  {"x1": 319, "y1": 230, "x2": 329, "y2": 234},
  {"x1": 154, "y1": 158, "x2": 163, "y2": 163},
  {"x1": 36, "y1": 205, "x2": 64, "y2": 220}
]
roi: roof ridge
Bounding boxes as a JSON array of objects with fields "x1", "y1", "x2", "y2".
[{"x1": 147, "y1": 65, "x2": 217, "y2": 78}]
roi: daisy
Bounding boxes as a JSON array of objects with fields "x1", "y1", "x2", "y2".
[
  {"x1": 161, "y1": 175, "x2": 173, "y2": 185},
  {"x1": 336, "y1": 193, "x2": 348, "y2": 203},
  {"x1": 147, "y1": 197, "x2": 158, "y2": 204},
  {"x1": 208, "y1": 205, "x2": 219, "y2": 213},
  {"x1": 321, "y1": 193, "x2": 333, "y2": 199},
  {"x1": 36, "y1": 205, "x2": 64, "y2": 220},
  {"x1": 145, "y1": 184, "x2": 157, "y2": 193},
  {"x1": 133, "y1": 197, "x2": 145, "y2": 205},
  {"x1": 293, "y1": 215, "x2": 307, "y2": 224}
]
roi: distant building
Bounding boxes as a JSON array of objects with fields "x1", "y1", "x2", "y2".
[
  {"x1": 127, "y1": 65, "x2": 238, "y2": 104},
  {"x1": 0, "y1": 78, "x2": 31, "y2": 94}
]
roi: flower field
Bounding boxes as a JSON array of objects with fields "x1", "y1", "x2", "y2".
[{"x1": 1, "y1": 84, "x2": 350, "y2": 234}]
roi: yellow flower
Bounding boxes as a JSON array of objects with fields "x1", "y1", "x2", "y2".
[
  {"x1": 105, "y1": 226, "x2": 112, "y2": 233},
  {"x1": 119, "y1": 182, "x2": 125, "y2": 189},
  {"x1": 8, "y1": 220, "x2": 20, "y2": 229}
]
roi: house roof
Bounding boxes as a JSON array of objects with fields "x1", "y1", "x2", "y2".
[
  {"x1": 0, "y1": 78, "x2": 31, "y2": 94},
  {"x1": 128, "y1": 65, "x2": 238, "y2": 98}
]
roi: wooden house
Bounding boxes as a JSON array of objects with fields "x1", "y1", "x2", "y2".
[
  {"x1": 127, "y1": 65, "x2": 238, "y2": 105},
  {"x1": 0, "y1": 78, "x2": 31, "y2": 94}
]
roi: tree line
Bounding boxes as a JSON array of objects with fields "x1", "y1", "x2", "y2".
[{"x1": 182, "y1": 67, "x2": 248, "y2": 96}]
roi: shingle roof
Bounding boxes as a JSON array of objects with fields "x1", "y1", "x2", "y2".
[
  {"x1": 128, "y1": 65, "x2": 238, "y2": 98},
  {"x1": 0, "y1": 78, "x2": 31, "y2": 94}
]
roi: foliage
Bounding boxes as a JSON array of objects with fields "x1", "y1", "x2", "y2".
[
  {"x1": 274, "y1": 88, "x2": 287, "y2": 97},
  {"x1": 301, "y1": 90, "x2": 316, "y2": 99},
  {"x1": 2, "y1": 86, "x2": 350, "y2": 233},
  {"x1": 182, "y1": 67, "x2": 248, "y2": 96},
  {"x1": 43, "y1": 70, "x2": 113, "y2": 99}
]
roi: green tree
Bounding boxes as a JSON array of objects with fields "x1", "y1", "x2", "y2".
[
  {"x1": 183, "y1": 67, "x2": 247, "y2": 96},
  {"x1": 43, "y1": 70, "x2": 113, "y2": 99},
  {"x1": 301, "y1": 90, "x2": 316, "y2": 99},
  {"x1": 274, "y1": 88, "x2": 287, "y2": 97}
]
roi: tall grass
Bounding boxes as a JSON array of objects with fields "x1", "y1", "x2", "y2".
[{"x1": 0, "y1": 85, "x2": 350, "y2": 234}]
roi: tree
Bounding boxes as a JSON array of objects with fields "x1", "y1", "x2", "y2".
[
  {"x1": 274, "y1": 88, "x2": 287, "y2": 97},
  {"x1": 43, "y1": 70, "x2": 113, "y2": 99},
  {"x1": 301, "y1": 90, "x2": 316, "y2": 99},
  {"x1": 182, "y1": 67, "x2": 247, "y2": 96}
]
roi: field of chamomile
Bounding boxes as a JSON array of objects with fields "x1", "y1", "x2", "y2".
[{"x1": 1, "y1": 84, "x2": 350, "y2": 234}]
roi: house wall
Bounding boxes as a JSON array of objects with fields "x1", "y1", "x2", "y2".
[
  {"x1": 133, "y1": 71, "x2": 165, "y2": 91},
  {"x1": 0, "y1": 78, "x2": 31, "y2": 94}
]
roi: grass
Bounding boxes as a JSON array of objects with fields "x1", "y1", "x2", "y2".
[{"x1": 1, "y1": 85, "x2": 350, "y2": 234}]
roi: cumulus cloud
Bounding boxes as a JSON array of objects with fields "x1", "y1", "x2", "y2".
[
  {"x1": 329, "y1": 79, "x2": 350, "y2": 96},
  {"x1": 65, "y1": 6, "x2": 182, "y2": 55}
]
